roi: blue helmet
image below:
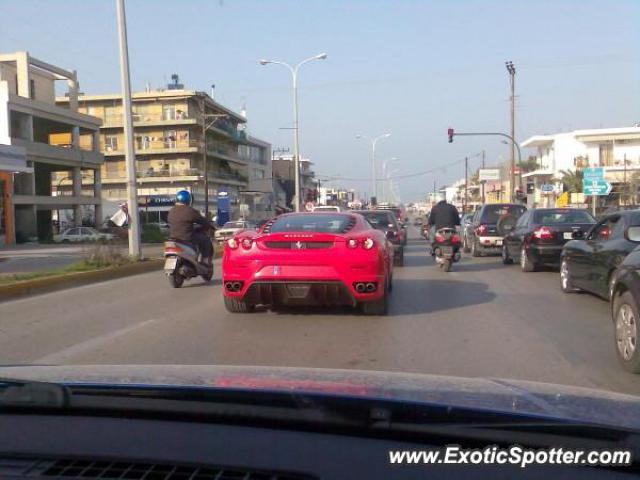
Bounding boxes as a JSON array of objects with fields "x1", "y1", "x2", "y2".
[{"x1": 175, "y1": 190, "x2": 192, "y2": 205}]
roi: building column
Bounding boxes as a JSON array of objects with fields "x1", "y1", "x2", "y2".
[
  {"x1": 94, "y1": 168, "x2": 102, "y2": 226},
  {"x1": 67, "y1": 70, "x2": 79, "y2": 112},
  {"x1": 92, "y1": 130, "x2": 100, "y2": 152},
  {"x1": 73, "y1": 167, "x2": 82, "y2": 226},
  {"x1": 71, "y1": 126, "x2": 80, "y2": 149},
  {"x1": 15, "y1": 51, "x2": 30, "y2": 98}
]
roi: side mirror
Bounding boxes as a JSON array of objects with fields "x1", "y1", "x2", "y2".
[
  {"x1": 571, "y1": 230, "x2": 585, "y2": 240},
  {"x1": 625, "y1": 226, "x2": 640, "y2": 242}
]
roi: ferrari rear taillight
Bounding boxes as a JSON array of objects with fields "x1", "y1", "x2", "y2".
[
  {"x1": 346, "y1": 238, "x2": 375, "y2": 250},
  {"x1": 533, "y1": 226, "x2": 553, "y2": 240},
  {"x1": 362, "y1": 238, "x2": 375, "y2": 250},
  {"x1": 227, "y1": 238, "x2": 239, "y2": 249},
  {"x1": 241, "y1": 238, "x2": 253, "y2": 250},
  {"x1": 347, "y1": 238, "x2": 359, "y2": 249}
]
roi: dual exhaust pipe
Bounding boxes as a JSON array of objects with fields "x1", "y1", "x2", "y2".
[
  {"x1": 354, "y1": 282, "x2": 377, "y2": 293},
  {"x1": 225, "y1": 281, "x2": 243, "y2": 292}
]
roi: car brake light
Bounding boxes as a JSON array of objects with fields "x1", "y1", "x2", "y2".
[
  {"x1": 435, "y1": 233, "x2": 445, "y2": 243},
  {"x1": 227, "y1": 238, "x2": 239, "y2": 249},
  {"x1": 164, "y1": 246, "x2": 182, "y2": 254},
  {"x1": 241, "y1": 238, "x2": 253, "y2": 250},
  {"x1": 451, "y1": 234, "x2": 461, "y2": 244},
  {"x1": 476, "y1": 224, "x2": 487, "y2": 235},
  {"x1": 362, "y1": 238, "x2": 375, "y2": 250},
  {"x1": 533, "y1": 226, "x2": 554, "y2": 240},
  {"x1": 347, "y1": 238, "x2": 358, "y2": 249}
]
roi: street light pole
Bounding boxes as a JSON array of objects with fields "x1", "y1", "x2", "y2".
[
  {"x1": 506, "y1": 61, "x2": 517, "y2": 202},
  {"x1": 116, "y1": 0, "x2": 141, "y2": 258},
  {"x1": 259, "y1": 53, "x2": 327, "y2": 212},
  {"x1": 382, "y1": 157, "x2": 399, "y2": 203},
  {"x1": 356, "y1": 133, "x2": 391, "y2": 205}
]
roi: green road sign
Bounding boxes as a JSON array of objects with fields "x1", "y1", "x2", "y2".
[
  {"x1": 583, "y1": 179, "x2": 612, "y2": 196},
  {"x1": 583, "y1": 167, "x2": 604, "y2": 182}
]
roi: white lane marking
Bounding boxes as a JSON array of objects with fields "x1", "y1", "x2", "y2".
[{"x1": 33, "y1": 318, "x2": 160, "y2": 364}]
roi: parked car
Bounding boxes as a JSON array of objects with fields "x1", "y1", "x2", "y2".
[
  {"x1": 352, "y1": 209, "x2": 405, "y2": 266},
  {"x1": 502, "y1": 208, "x2": 596, "y2": 272},
  {"x1": 460, "y1": 213, "x2": 475, "y2": 252},
  {"x1": 53, "y1": 226, "x2": 115, "y2": 243},
  {"x1": 311, "y1": 205, "x2": 341, "y2": 212},
  {"x1": 609, "y1": 234, "x2": 640, "y2": 372},
  {"x1": 214, "y1": 220, "x2": 257, "y2": 244},
  {"x1": 560, "y1": 209, "x2": 640, "y2": 299},
  {"x1": 375, "y1": 205, "x2": 408, "y2": 244},
  {"x1": 467, "y1": 203, "x2": 527, "y2": 257},
  {"x1": 222, "y1": 212, "x2": 393, "y2": 315}
]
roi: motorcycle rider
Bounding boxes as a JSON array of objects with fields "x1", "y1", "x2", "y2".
[
  {"x1": 427, "y1": 199, "x2": 461, "y2": 249},
  {"x1": 167, "y1": 190, "x2": 214, "y2": 265}
]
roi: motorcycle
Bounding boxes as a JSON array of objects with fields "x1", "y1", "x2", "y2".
[
  {"x1": 164, "y1": 224, "x2": 214, "y2": 288},
  {"x1": 431, "y1": 227, "x2": 462, "y2": 272}
]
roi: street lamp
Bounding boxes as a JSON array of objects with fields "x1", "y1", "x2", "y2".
[
  {"x1": 259, "y1": 53, "x2": 328, "y2": 212},
  {"x1": 382, "y1": 157, "x2": 399, "y2": 203},
  {"x1": 356, "y1": 132, "x2": 391, "y2": 204}
]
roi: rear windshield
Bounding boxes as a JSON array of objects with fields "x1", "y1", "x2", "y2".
[
  {"x1": 481, "y1": 205, "x2": 527, "y2": 224},
  {"x1": 533, "y1": 209, "x2": 596, "y2": 225},
  {"x1": 269, "y1": 214, "x2": 354, "y2": 233},
  {"x1": 356, "y1": 212, "x2": 395, "y2": 230},
  {"x1": 314, "y1": 206, "x2": 339, "y2": 211}
]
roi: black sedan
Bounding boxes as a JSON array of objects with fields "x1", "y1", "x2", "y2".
[
  {"x1": 351, "y1": 209, "x2": 405, "y2": 266},
  {"x1": 560, "y1": 209, "x2": 640, "y2": 299},
  {"x1": 609, "y1": 230, "x2": 640, "y2": 372},
  {"x1": 502, "y1": 208, "x2": 596, "y2": 272}
]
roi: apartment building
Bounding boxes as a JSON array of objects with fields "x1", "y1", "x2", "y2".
[
  {"x1": 0, "y1": 51, "x2": 103, "y2": 243},
  {"x1": 272, "y1": 154, "x2": 318, "y2": 209},
  {"x1": 521, "y1": 126, "x2": 640, "y2": 207},
  {"x1": 57, "y1": 85, "x2": 272, "y2": 222}
]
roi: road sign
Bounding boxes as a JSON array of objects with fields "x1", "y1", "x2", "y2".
[
  {"x1": 583, "y1": 179, "x2": 612, "y2": 196},
  {"x1": 583, "y1": 167, "x2": 604, "y2": 182},
  {"x1": 305, "y1": 202, "x2": 314, "y2": 212},
  {"x1": 478, "y1": 168, "x2": 500, "y2": 181},
  {"x1": 540, "y1": 184, "x2": 555, "y2": 193}
]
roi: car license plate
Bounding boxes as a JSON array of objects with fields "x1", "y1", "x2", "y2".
[
  {"x1": 164, "y1": 257, "x2": 178, "y2": 271},
  {"x1": 564, "y1": 232, "x2": 574, "y2": 240},
  {"x1": 440, "y1": 246, "x2": 453, "y2": 256},
  {"x1": 286, "y1": 284, "x2": 311, "y2": 298}
]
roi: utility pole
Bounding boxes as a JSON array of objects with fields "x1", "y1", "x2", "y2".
[
  {"x1": 464, "y1": 156, "x2": 468, "y2": 214},
  {"x1": 433, "y1": 179, "x2": 436, "y2": 203},
  {"x1": 481, "y1": 150, "x2": 486, "y2": 204},
  {"x1": 201, "y1": 97, "x2": 209, "y2": 218},
  {"x1": 116, "y1": 0, "x2": 141, "y2": 258},
  {"x1": 506, "y1": 61, "x2": 516, "y2": 202},
  {"x1": 624, "y1": 153, "x2": 628, "y2": 206}
]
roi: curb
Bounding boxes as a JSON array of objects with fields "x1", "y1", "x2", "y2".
[{"x1": 0, "y1": 259, "x2": 164, "y2": 303}]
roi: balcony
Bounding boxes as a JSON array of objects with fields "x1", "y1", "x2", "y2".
[
  {"x1": 104, "y1": 139, "x2": 200, "y2": 157},
  {"x1": 206, "y1": 143, "x2": 247, "y2": 164},
  {"x1": 210, "y1": 170, "x2": 248, "y2": 185},
  {"x1": 11, "y1": 138, "x2": 103, "y2": 167},
  {"x1": 102, "y1": 111, "x2": 197, "y2": 128},
  {"x1": 102, "y1": 167, "x2": 202, "y2": 184}
]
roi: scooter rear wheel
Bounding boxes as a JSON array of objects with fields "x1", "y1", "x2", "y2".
[
  {"x1": 442, "y1": 259, "x2": 452, "y2": 272},
  {"x1": 169, "y1": 273, "x2": 184, "y2": 288}
]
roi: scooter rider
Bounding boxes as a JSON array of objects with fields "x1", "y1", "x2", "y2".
[
  {"x1": 167, "y1": 190, "x2": 214, "y2": 265},
  {"x1": 427, "y1": 199, "x2": 461, "y2": 249}
]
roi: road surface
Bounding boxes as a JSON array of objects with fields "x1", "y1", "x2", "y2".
[{"x1": 1, "y1": 228, "x2": 638, "y2": 397}]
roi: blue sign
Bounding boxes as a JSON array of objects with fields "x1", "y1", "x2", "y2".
[
  {"x1": 140, "y1": 195, "x2": 175, "y2": 207},
  {"x1": 540, "y1": 184, "x2": 555, "y2": 193},
  {"x1": 583, "y1": 167, "x2": 604, "y2": 182},
  {"x1": 217, "y1": 191, "x2": 230, "y2": 226}
]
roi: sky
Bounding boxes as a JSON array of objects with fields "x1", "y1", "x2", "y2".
[{"x1": 1, "y1": 0, "x2": 638, "y2": 201}]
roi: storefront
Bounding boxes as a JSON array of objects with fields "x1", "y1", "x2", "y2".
[{"x1": 0, "y1": 145, "x2": 31, "y2": 246}]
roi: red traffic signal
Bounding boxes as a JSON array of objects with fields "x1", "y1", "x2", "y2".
[{"x1": 447, "y1": 128, "x2": 454, "y2": 143}]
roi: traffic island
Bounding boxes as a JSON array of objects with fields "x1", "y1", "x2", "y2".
[{"x1": 0, "y1": 259, "x2": 165, "y2": 303}]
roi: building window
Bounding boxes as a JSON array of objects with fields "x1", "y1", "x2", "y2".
[
  {"x1": 105, "y1": 135, "x2": 118, "y2": 152},
  {"x1": 136, "y1": 135, "x2": 151, "y2": 150},
  {"x1": 599, "y1": 143, "x2": 614, "y2": 167},
  {"x1": 162, "y1": 104, "x2": 176, "y2": 121},
  {"x1": 164, "y1": 130, "x2": 177, "y2": 148}
]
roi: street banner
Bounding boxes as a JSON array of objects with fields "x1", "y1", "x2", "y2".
[{"x1": 217, "y1": 191, "x2": 230, "y2": 226}]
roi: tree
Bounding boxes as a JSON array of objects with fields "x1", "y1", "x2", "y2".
[
  {"x1": 520, "y1": 155, "x2": 539, "y2": 174},
  {"x1": 560, "y1": 169, "x2": 583, "y2": 193}
]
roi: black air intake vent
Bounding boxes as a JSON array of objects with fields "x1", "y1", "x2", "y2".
[{"x1": 0, "y1": 457, "x2": 315, "y2": 480}]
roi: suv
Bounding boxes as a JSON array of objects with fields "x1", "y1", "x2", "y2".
[
  {"x1": 351, "y1": 209, "x2": 405, "y2": 266},
  {"x1": 467, "y1": 203, "x2": 527, "y2": 257}
]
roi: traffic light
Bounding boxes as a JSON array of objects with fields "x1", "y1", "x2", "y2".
[{"x1": 447, "y1": 128, "x2": 454, "y2": 143}]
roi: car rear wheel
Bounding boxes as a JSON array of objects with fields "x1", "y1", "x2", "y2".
[
  {"x1": 224, "y1": 296, "x2": 255, "y2": 313},
  {"x1": 361, "y1": 280, "x2": 389, "y2": 316},
  {"x1": 471, "y1": 239, "x2": 482, "y2": 257},
  {"x1": 520, "y1": 246, "x2": 536, "y2": 272},
  {"x1": 613, "y1": 291, "x2": 640, "y2": 373},
  {"x1": 502, "y1": 243, "x2": 513, "y2": 265},
  {"x1": 560, "y1": 258, "x2": 579, "y2": 293}
]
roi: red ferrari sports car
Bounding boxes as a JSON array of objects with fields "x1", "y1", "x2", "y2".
[{"x1": 222, "y1": 212, "x2": 393, "y2": 315}]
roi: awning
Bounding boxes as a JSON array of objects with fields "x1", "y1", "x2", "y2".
[
  {"x1": 0, "y1": 145, "x2": 32, "y2": 173},
  {"x1": 522, "y1": 169, "x2": 553, "y2": 178}
]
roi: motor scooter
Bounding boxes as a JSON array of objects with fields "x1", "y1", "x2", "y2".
[
  {"x1": 164, "y1": 224, "x2": 214, "y2": 288},
  {"x1": 431, "y1": 227, "x2": 462, "y2": 272}
]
